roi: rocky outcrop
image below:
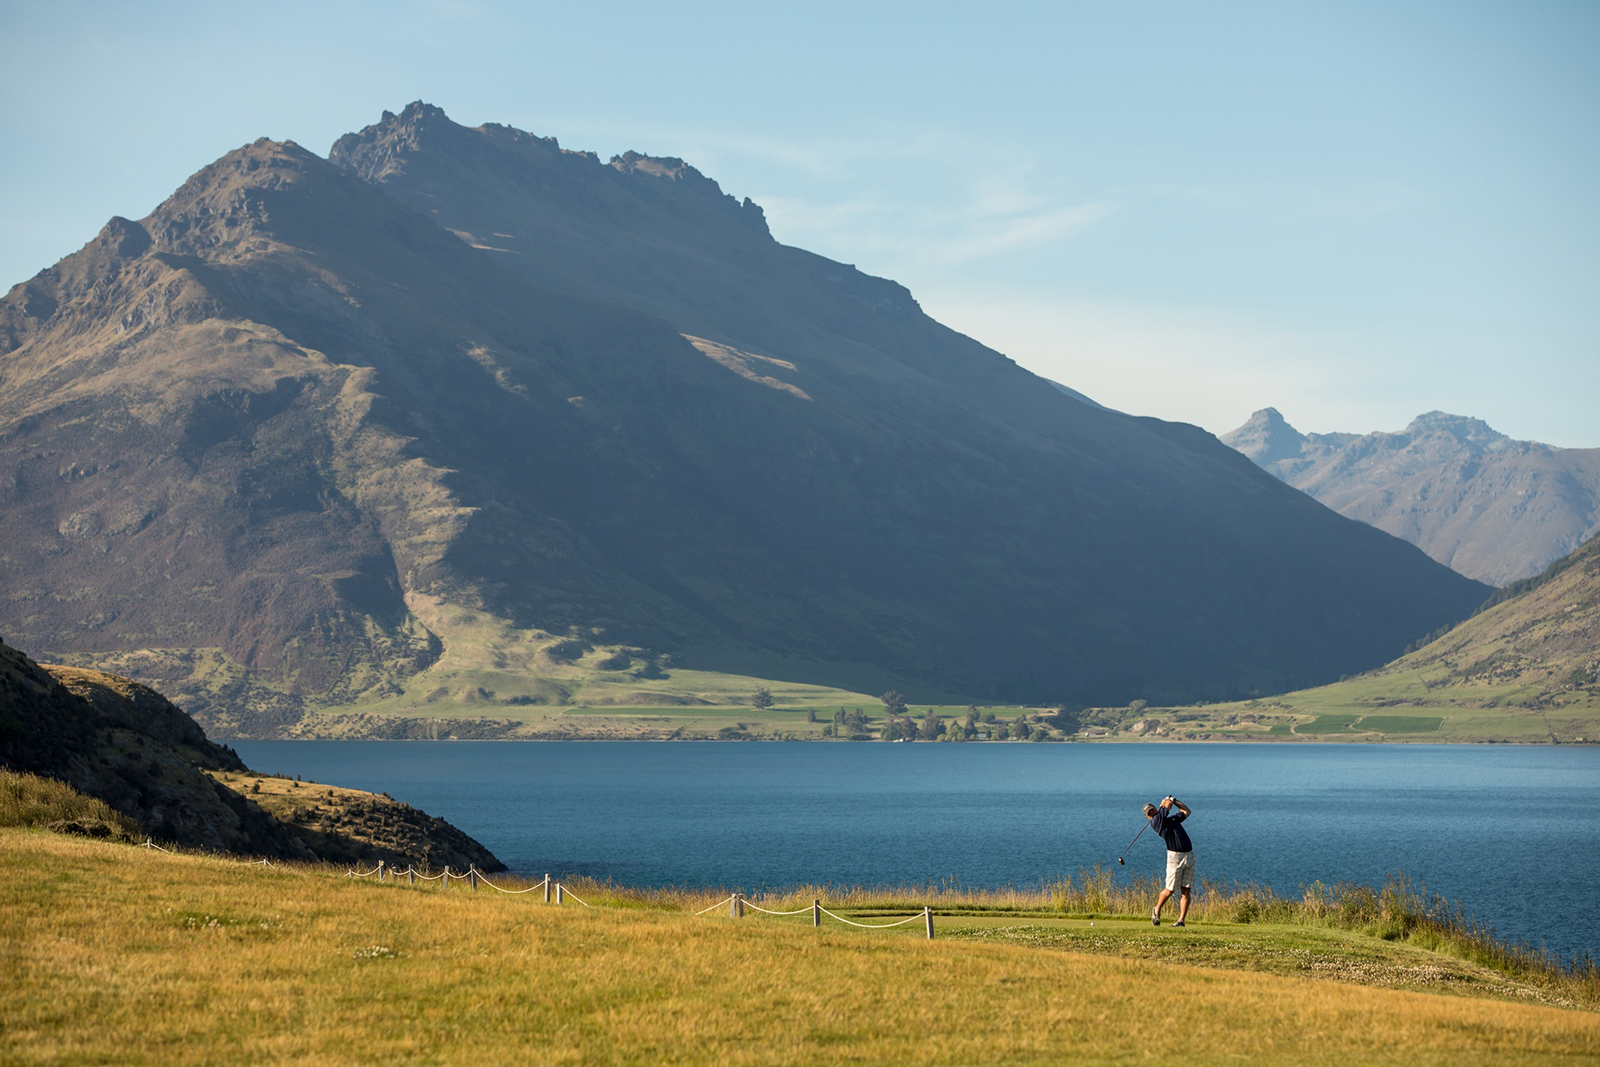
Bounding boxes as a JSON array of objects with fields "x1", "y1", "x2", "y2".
[{"x1": 0, "y1": 638, "x2": 501, "y2": 869}]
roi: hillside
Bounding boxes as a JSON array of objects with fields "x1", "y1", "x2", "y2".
[
  {"x1": 1123, "y1": 533, "x2": 1600, "y2": 742},
  {"x1": 1223, "y1": 408, "x2": 1600, "y2": 585},
  {"x1": 0, "y1": 111, "x2": 1488, "y2": 734},
  {"x1": 0, "y1": 638, "x2": 501, "y2": 868}
]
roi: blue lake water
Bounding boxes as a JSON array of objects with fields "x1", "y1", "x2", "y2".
[{"x1": 232, "y1": 740, "x2": 1599, "y2": 963}]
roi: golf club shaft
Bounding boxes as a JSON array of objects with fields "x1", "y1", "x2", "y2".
[{"x1": 1117, "y1": 822, "x2": 1147, "y2": 862}]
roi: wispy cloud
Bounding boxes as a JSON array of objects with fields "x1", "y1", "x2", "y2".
[
  {"x1": 512, "y1": 119, "x2": 1115, "y2": 269},
  {"x1": 925, "y1": 201, "x2": 1112, "y2": 263}
]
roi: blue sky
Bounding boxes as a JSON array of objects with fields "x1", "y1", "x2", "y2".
[{"x1": 3, "y1": 0, "x2": 1596, "y2": 445}]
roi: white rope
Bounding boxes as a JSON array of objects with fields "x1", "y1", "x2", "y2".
[
  {"x1": 693, "y1": 895, "x2": 738, "y2": 916},
  {"x1": 740, "y1": 900, "x2": 816, "y2": 916},
  {"x1": 410, "y1": 869, "x2": 447, "y2": 881},
  {"x1": 817, "y1": 906, "x2": 927, "y2": 929},
  {"x1": 347, "y1": 865, "x2": 383, "y2": 878},
  {"x1": 556, "y1": 884, "x2": 591, "y2": 907},
  {"x1": 473, "y1": 873, "x2": 547, "y2": 894},
  {"x1": 144, "y1": 839, "x2": 175, "y2": 854}
]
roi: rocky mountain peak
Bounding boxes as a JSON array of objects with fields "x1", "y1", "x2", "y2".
[
  {"x1": 330, "y1": 103, "x2": 771, "y2": 241},
  {"x1": 607, "y1": 149, "x2": 769, "y2": 235},
  {"x1": 1402, "y1": 411, "x2": 1509, "y2": 453},
  {"x1": 1223, "y1": 408, "x2": 1600, "y2": 584},
  {"x1": 142, "y1": 138, "x2": 329, "y2": 255},
  {"x1": 1219, "y1": 406, "x2": 1307, "y2": 465},
  {"x1": 329, "y1": 102, "x2": 495, "y2": 185}
]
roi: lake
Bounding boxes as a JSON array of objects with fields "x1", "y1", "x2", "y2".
[{"x1": 231, "y1": 740, "x2": 1599, "y2": 963}]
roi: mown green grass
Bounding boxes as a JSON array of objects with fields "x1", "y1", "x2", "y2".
[
  {"x1": 4, "y1": 830, "x2": 1597, "y2": 1066},
  {"x1": 1359, "y1": 715, "x2": 1445, "y2": 734}
]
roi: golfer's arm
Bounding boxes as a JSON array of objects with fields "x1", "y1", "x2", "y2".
[{"x1": 1174, "y1": 800, "x2": 1190, "y2": 817}]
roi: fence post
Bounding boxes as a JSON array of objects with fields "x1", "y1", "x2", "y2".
[
  {"x1": 925, "y1": 906, "x2": 934, "y2": 940},
  {"x1": 813, "y1": 899, "x2": 821, "y2": 928},
  {"x1": 469, "y1": 867, "x2": 478, "y2": 890},
  {"x1": 544, "y1": 874, "x2": 551, "y2": 903},
  {"x1": 378, "y1": 860, "x2": 385, "y2": 881},
  {"x1": 730, "y1": 892, "x2": 740, "y2": 918},
  {"x1": 409, "y1": 868, "x2": 415, "y2": 887},
  {"x1": 557, "y1": 883, "x2": 565, "y2": 905},
  {"x1": 443, "y1": 865, "x2": 450, "y2": 888}
]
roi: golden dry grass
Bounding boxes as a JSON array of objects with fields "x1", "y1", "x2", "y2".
[
  {"x1": 0, "y1": 770, "x2": 140, "y2": 840},
  {"x1": 3, "y1": 830, "x2": 1598, "y2": 1066}
]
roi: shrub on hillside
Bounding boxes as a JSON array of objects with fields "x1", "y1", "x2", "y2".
[{"x1": 0, "y1": 770, "x2": 140, "y2": 841}]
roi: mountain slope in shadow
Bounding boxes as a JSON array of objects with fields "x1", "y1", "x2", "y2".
[{"x1": 0, "y1": 118, "x2": 1489, "y2": 729}]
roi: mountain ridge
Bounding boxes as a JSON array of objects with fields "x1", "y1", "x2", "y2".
[
  {"x1": 1, "y1": 111, "x2": 1489, "y2": 731},
  {"x1": 1223, "y1": 408, "x2": 1600, "y2": 585}
]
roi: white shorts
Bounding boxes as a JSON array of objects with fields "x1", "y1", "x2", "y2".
[{"x1": 1166, "y1": 850, "x2": 1195, "y2": 891}]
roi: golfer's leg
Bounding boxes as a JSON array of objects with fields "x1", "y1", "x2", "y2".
[
  {"x1": 1177, "y1": 886, "x2": 1190, "y2": 921},
  {"x1": 1155, "y1": 888, "x2": 1173, "y2": 915}
]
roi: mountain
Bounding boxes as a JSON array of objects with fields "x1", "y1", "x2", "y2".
[
  {"x1": 1174, "y1": 532, "x2": 1600, "y2": 742},
  {"x1": 0, "y1": 638, "x2": 501, "y2": 867},
  {"x1": 1223, "y1": 408, "x2": 1600, "y2": 585},
  {"x1": 0, "y1": 109, "x2": 1489, "y2": 730},
  {"x1": 1399, "y1": 530, "x2": 1600, "y2": 703}
]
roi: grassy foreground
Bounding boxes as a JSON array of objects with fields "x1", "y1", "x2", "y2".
[{"x1": 3, "y1": 831, "x2": 1597, "y2": 1066}]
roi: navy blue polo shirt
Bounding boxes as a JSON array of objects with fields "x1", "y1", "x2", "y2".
[{"x1": 1151, "y1": 807, "x2": 1191, "y2": 853}]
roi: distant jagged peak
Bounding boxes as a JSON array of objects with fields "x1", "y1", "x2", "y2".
[
  {"x1": 1400, "y1": 410, "x2": 1510, "y2": 451},
  {"x1": 394, "y1": 99, "x2": 449, "y2": 126},
  {"x1": 1225, "y1": 406, "x2": 1523, "y2": 463},
  {"x1": 1244, "y1": 406, "x2": 1300, "y2": 435},
  {"x1": 1220, "y1": 406, "x2": 1307, "y2": 465}
]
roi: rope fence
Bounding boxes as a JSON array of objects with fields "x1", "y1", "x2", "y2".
[
  {"x1": 338, "y1": 865, "x2": 938, "y2": 936},
  {"x1": 140, "y1": 840, "x2": 937, "y2": 938},
  {"x1": 695, "y1": 891, "x2": 937, "y2": 938},
  {"x1": 344, "y1": 863, "x2": 592, "y2": 907}
]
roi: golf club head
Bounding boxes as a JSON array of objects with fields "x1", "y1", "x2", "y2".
[{"x1": 1117, "y1": 856, "x2": 1125, "y2": 865}]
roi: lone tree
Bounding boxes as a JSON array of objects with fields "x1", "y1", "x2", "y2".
[
  {"x1": 881, "y1": 691, "x2": 908, "y2": 717},
  {"x1": 751, "y1": 688, "x2": 774, "y2": 711}
]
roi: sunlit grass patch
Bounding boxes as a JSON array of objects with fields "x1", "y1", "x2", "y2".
[{"x1": 1295, "y1": 714, "x2": 1360, "y2": 733}]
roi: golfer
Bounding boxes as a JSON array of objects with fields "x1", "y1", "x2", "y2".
[{"x1": 1144, "y1": 795, "x2": 1193, "y2": 927}]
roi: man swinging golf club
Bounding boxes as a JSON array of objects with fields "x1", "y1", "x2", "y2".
[{"x1": 1144, "y1": 795, "x2": 1193, "y2": 927}]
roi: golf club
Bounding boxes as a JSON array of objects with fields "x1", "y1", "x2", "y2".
[{"x1": 1115, "y1": 822, "x2": 1147, "y2": 865}]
